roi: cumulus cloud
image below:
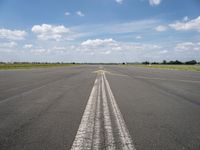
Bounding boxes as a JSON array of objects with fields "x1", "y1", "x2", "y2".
[
  {"x1": 81, "y1": 38, "x2": 117, "y2": 47},
  {"x1": 169, "y1": 16, "x2": 200, "y2": 32},
  {"x1": 79, "y1": 38, "x2": 162, "y2": 58},
  {"x1": 30, "y1": 48, "x2": 48, "y2": 54},
  {"x1": 175, "y1": 42, "x2": 200, "y2": 52},
  {"x1": 31, "y1": 24, "x2": 71, "y2": 41},
  {"x1": 29, "y1": 46, "x2": 68, "y2": 55},
  {"x1": 155, "y1": 25, "x2": 168, "y2": 31},
  {"x1": 149, "y1": 0, "x2": 161, "y2": 6},
  {"x1": 79, "y1": 38, "x2": 122, "y2": 56},
  {"x1": 81, "y1": 38, "x2": 161, "y2": 51},
  {"x1": 0, "y1": 37, "x2": 166, "y2": 62},
  {"x1": 0, "y1": 28, "x2": 27, "y2": 40},
  {"x1": 159, "y1": 50, "x2": 168, "y2": 54},
  {"x1": 0, "y1": 41, "x2": 17, "y2": 48},
  {"x1": 116, "y1": 0, "x2": 123, "y2": 4},
  {"x1": 101, "y1": 50, "x2": 112, "y2": 55},
  {"x1": 76, "y1": 11, "x2": 85, "y2": 17},
  {"x1": 122, "y1": 43, "x2": 161, "y2": 50},
  {"x1": 23, "y1": 44, "x2": 33, "y2": 49},
  {"x1": 53, "y1": 46, "x2": 65, "y2": 50}
]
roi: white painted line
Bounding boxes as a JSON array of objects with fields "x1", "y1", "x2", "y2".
[
  {"x1": 71, "y1": 78, "x2": 98, "y2": 149},
  {"x1": 92, "y1": 76, "x2": 101, "y2": 149},
  {"x1": 101, "y1": 73, "x2": 115, "y2": 149},
  {"x1": 103, "y1": 73, "x2": 136, "y2": 150},
  {"x1": 71, "y1": 70, "x2": 136, "y2": 150}
]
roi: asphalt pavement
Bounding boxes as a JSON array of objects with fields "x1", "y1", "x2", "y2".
[{"x1": 0, "y1": 65, "x2": 200, "y2": 150}]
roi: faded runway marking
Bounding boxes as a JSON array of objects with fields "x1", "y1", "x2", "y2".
[{"x1": 71, "y1": 70, "x2": 136, "y2": 150}]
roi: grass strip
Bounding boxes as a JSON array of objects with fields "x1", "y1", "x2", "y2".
[
  {"x1": 0, "y1": 63, "x2": 78, "y2": 70},
  {"x1": 127, "y1": 64, "x2": 200, "y2": 71}
]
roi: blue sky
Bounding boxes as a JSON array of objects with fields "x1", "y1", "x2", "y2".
[{"x1": 0, "y1": 0, "x2": 200, "y2": 62}]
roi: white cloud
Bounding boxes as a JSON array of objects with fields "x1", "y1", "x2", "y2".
[
  {"x1": 149, "y1": 0, "x2": 161, "y2": 6},
  {"x1": 53, "y1": 46, "x2": 65, "y2": 50},
  {"x1": 155, "y1": 25, "x2": 167, "y2": 31},
  {"x1": 79, "y1": 38, "x2": 162, "y2": 57},
  {"x1": 111, "y1": 20, "x2": 157, "y2": 33},
  {"x1": 0, "y1": 37, "x2": 169, "y2": 62},
  {"x1": 30, "y1": 48, "x2": 48, "y2": 54},
  {"x1": 104, "y1": 19, "x2": 158, "y2": 34},
  {"x1": 175, "y1": 42, "x2": 200, "y2": 52},
  {"x1": 0, "y1": 49, "x2": 13, "y2": 53},
  {"x1": 0, "y1": 28, "x2": 27, "y2": 40},
  {"x1": 51, "y1": 47, "x2": 66, "y2": 54},
  {"x1": 71, "y1": 19, "x2": 159, "y2": 38},
  {"x1": 23, "y1": 44, "x2": 33, "y2": 48},
  {"x1": 81, "y1": 38, "x2": 117, "y2": 47},
  {"x1": 112, "y1": 46, "x2": 122, "y2": 51},
  {"x1": 76, "y1": 11, "x2": 85, "y2": 17},
  {"x1": 0, "y1": 41, "x2": 17, "y2": 48},
  {"x1": 31, "y1": 24, "x2": 71, "y2": 41},
  {"x1": 122, "y1": 43, "x2": 161, "y2": 50},
  {"x1": 29, "y1": 46, "x2": 68, "y2": 55},
  {"x1": 136, "y1": 35, "x2": 142, "y2": 39},
  {"x1": 101, "y1": 50, "x2": 111, "y2": 55},
  {"x1": 78, "y1": 38, "x2": 122, "y2": 56},
  {"x1": 81, "y1": 39, "x2": 161, "y2": 51},
  {"x1": 159, "y1": 50, "x2": 168, "y2": 54},
  {"x1": 64, "y1": 12, "x2": 70, "y2": 16},
  {"x1": 116, "y1": 0, "x2": 123, "y2": 4},
  {"x1": 169, "y1": 16, "x2": 200, "y2": 32}
]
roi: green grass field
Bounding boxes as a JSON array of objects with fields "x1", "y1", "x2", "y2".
[
  {"x1": 0, "y1": 63, "x2": 77, "y2": 70},
  {"x1": 130, "y1": 64, "x2": 200, "y2": 71}
]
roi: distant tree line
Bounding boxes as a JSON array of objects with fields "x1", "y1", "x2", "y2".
[
  {"x1": 0, "y1": 62, "x2": 121, "y2": 65},
  {"x1": 0, "y1": 62, "x2": 77, "y2": 64},
  {"x1": 142, "y1": 60, "x2": 199, "y2": 65},
  {"x1": 0, "y1": 61, "x2": 199, "y2": 65}
]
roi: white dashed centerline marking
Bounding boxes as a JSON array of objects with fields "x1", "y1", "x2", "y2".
[{"x1": 71, "y1": 70, "x2": 136, "y2": 150}]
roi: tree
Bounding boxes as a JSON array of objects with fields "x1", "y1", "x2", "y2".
[
  {"x1": 185, "y1": 60, "x2": 197, "y2": 65},
  {"x1": 168, "y1": 60, "x2": 183, "y2": 64},
  {"x1": 142, "y1": 61, "x2": 150, "y2": 65},
  {"x1": 174, "y1": 60, "x2": 183, "y2": 64},
  {"x1": 162, "y1": 60, "x2": 167, "y2": 64}
]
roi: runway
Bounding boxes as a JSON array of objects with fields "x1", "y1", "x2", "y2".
[{"x1": 0, "y1": 65, "x2": 200, "y2": 150}]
